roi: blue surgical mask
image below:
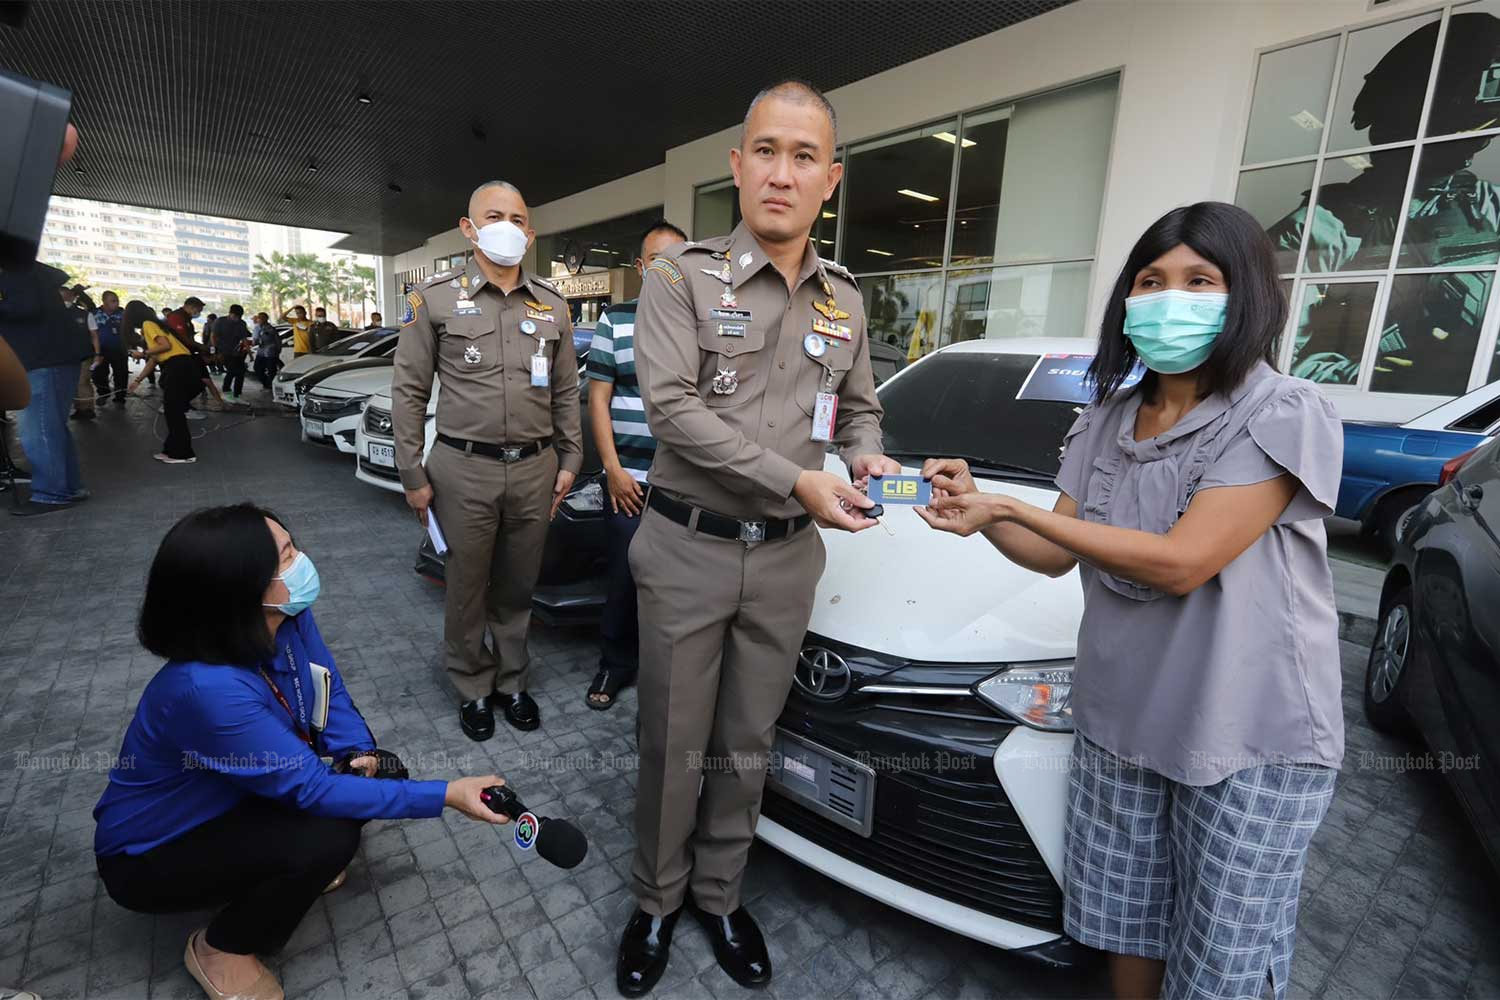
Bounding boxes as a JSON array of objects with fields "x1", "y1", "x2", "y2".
[
  {"x1": 1123, "y1": 289, "x2": 1228, "y2": 374},
  {"x1": 264, "y1": 552, "x2": 321, "y2": 616}
]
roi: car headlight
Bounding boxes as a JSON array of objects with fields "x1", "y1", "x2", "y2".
[
  {"x1": 975, "y1": 662, "x2": 1074, "y2": 731},
  {"x1": 562, "y1": 478, "x2": 604, "y2": 514}
]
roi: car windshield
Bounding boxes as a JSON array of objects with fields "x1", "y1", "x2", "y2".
[
  {"x1": 877, "y1": 351, "x2": 1086, "y2": 481},
  {"x1": 324, "y1": 331, "x2": 387, "y2": 356}
]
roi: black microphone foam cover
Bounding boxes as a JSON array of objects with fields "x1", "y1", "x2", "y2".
[{"x1": 536, "y1": 819, "x2": 588, "y2": 869}]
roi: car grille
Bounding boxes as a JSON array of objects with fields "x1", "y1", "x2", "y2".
[
  {"x1": 364, "y1": 407, "x2": 393, "y2": 434},
  {"x1": 761, "y1": 761, "x2": 1064, "y2": 932},
  {"x1": 303, "y1": 395, "x2": 363, "y2": 420}
]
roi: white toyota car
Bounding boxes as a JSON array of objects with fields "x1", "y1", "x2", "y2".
[
  {"x1": 271, "y1": 328, "x2": 397, "y2": 408},
  {"x1": 757, "y1": 337, "x2": 1094, "y2": 966}
]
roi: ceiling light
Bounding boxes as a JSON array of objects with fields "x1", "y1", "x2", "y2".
[
  {"x1": 1289, "y1": 110, "x2": 1323, "y2": 131},
  {"x1": 306, "y1": 160, "x2": 318, "y2": 173},
  {"x1": 356, "y1": 93, "x2": 373, "y2": 105},
  {"x1": 819, "y1": 239, "x2": 833, "y2": 245},
  {"x1": 866, "y1": 248, "x2": 894, "y2": 256},
  {"x1": 933, "y1": 131, "x2": 977, "y2": 148},
  {"x1": 822, "y1": 211, "x2": 836, "y2": 219},
  {"x1": 282, "y1": 193, "x2": 293, "y2": 202},
  {"x1": 898, "y1": 189, "x2": 939, "y2": 203},
  {"x1": 387, "y1": 182, "x2": 402, "y2": 193}
]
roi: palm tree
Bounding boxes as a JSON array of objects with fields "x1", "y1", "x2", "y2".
[
  {"x1": 283, "y1": 253, "x2": 325, "y2": 314},
  {"x1": 251, "y1": 252, "x2": 295, "y2": 316},
  {"x1": 350, "y1": 264, "x2": 376, "y2": 325}
]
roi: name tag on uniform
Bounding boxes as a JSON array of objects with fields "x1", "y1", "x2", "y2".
[
  {"x1": 526, "y1": 309, "x2": 557, "y2": 324},
  {"x1": 709, "y1": 308, "x2": 752, "y2": 322},
  {"x1": 717, "y1": 322, "x2": 747, "y2": 338},
  {"x1": 530, "y1": 354, "x2": 549, "y2": 387},
  {"x1": 868, "y1": 474, "x2": 933, "y2": 506},
  {"x1": 453, "y1": 297, "x2": 483, "y2": 316},
  {"x1": 810, "y1": 391, "x2": 838, "y2": 442}
]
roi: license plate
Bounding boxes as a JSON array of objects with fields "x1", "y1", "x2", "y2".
[
  {"x1": 767, "y1": 729, "x2": 876, "y2": 837},
  {"x1": 368, "y1": 443, "x2": 396, "y2": 467},
  {"x1": 305, "y1": 419, "x2": 325, "y2": 437}
]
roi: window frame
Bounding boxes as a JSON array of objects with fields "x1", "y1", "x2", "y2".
[{"x1": 1239, "y1": 1, "x2": 1500, "y2": 400}]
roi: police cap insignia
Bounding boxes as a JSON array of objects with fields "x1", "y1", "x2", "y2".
[{"x1": 647, "y1": 258, "x2": 684, "y2": 284}]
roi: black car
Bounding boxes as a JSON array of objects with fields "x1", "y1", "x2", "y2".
[
  {"x1": 414, "y1": 324, "x2": 607, "y2": 624},
  {"x1": 1365, "y1": 434, "x2": 1500, "y2": 870}
]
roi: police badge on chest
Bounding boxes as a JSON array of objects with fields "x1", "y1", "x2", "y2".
[{"x1": 463, "y1": 343, "x2": 482, "y2": 365}]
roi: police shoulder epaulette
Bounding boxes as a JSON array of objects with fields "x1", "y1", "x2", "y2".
[
  {"x1": 530, "y1": 275, "x2": 561, "y2": 296},
  {"x1": 820, "y1": 257, "x2": 855, "y2": 281},
  {"x1": 679, "y1": 235, "x2": 731, "y2": 255},
  {"x1": 419, "y1": 269, "x2": 458, "y2": 290}
]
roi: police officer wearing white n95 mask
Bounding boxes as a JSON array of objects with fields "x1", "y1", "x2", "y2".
[{"x1": 390, "y1": 181, "x2": 582, "y2": 740}]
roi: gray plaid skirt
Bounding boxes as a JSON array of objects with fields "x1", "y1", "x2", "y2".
[{"x1": 1063, "y1": 735, "x2": 1335, "y2": 999}]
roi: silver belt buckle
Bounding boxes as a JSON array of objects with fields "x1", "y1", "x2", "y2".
[
  {"x1": 500, "y1": 445, "x2": 523, "y2": 462},
  {"x1": 738, "y1": 520, "x2": 766, "y2": 544}
]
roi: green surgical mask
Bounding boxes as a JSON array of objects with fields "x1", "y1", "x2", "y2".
[{"x1": 1123, "y1": 290, "x2": 1227, "y2": 374}]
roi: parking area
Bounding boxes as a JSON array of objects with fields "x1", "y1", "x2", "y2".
[{"x1": 0, "y1": 397, "x2": 1497, "y2": 1000}]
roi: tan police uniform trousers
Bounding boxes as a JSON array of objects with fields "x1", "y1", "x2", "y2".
[
  {"x1": 628, "y1": 505, "x2": 826, "y2": 916},
  {"x1": 425, "y1": 439, "x2": 557, "y2": 700}
]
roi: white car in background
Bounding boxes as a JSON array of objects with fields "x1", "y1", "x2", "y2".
[
  {"x1": 354, "y1": 383, "x2": 437, "y2": 490},
  {"x1": 300, "y1": 365, "x2": 397, "y2": 454},
  {"x1": 756, "y1": 337, "x2": 1094, "y2": 965},
  {"x1": 272, "y1": 328, "x2": 397, "y2": 407}
]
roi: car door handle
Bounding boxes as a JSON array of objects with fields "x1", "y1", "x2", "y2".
[{"x1": 1459, "y1": 483, "x2": 1484, "y2": 511}]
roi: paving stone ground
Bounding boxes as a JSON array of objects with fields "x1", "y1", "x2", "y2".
[{"x1": 0, "y1": 390, "x2": 1496, "y2": 999}]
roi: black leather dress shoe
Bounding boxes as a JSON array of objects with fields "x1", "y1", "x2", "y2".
[
  {"x1": 689, "y1": 901, "x2": 771, "y2": 988},
  {"x1": 459, "y1": 696, "x2": 494, "y2": 742},
  {"x1": 493, "y1": 691, "x2": 540, "y2": 731},
  {"x1": 616, "y1": 906, "x2": 680, "y2": 997}
]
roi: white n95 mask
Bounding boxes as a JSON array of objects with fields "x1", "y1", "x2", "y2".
[{"x1": 471, "y1": 220, "x2": 528, "y2": 267}]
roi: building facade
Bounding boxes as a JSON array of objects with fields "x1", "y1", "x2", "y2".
[{"x1": 389, "y1": 0, "x2": 1500, "y2": 422}]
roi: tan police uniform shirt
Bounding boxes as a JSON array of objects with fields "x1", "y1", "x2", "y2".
[
  {"x1": 390, "y1": 261, "x2": 582, "y2": 491},
  {"x1": 634, "y1": 222, "x2": 884, "y2": 521}
]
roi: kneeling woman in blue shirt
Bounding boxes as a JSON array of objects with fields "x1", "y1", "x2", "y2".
[{"x1": 94, "y1": 504, "x2": 510, "y2": 1000}]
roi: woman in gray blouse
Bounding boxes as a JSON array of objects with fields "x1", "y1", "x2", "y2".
[{"x1": 918, "y1": 202, "x2": 1342, "y2": 1000}]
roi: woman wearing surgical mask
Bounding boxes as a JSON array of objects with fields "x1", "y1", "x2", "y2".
[
  {"x1": 919, "y1": 202, "x2": 1342, "y2": 1000},
  {"x1": 94, "y1": 504, "x2": 514, "y2": 1000}
]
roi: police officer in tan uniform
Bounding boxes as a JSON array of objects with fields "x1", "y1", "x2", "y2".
[
  {"x1": 391, "y1": 181, "x2": 582, "y2": 740},
  {"x1": 616, "y1": 81, "x2": 899, "y2": 996}
]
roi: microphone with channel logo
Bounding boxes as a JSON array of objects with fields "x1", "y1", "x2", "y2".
[{"x1": 480, "y1": 784, "x2": 588, "y2": 869}]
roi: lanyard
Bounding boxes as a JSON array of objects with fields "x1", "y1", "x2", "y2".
[{"x1": 258, "y1": 644, "x2": 313, "y2": 749}]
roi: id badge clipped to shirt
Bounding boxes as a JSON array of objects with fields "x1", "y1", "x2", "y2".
[
  {"x1": 811, "y1": 389, "x2": 838, "y2": 442},
  {"x1": 530, "y1": 350, "x2": 549, "y2": 387}
]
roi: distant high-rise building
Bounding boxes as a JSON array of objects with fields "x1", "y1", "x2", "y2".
[{"x1": 40, "y1": 197, "x2": 251, "y2": 305}]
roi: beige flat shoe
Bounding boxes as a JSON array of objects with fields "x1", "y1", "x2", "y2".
[
  {"x1": 321, "y1": 868, "x2": 347, "y2": 894},
  {"x1": 184, "y1": 929, "x2": 284, "y2": 1000}
]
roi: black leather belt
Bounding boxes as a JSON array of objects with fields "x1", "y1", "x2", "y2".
[
  {"x1": 647, "y1": 488, "x2": 811, "y2": 544},
  {"x1": 437, "y1": 433, "x2": 550, "y2": 463}
]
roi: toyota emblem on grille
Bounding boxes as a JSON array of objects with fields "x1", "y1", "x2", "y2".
[
  {"x1": 795, "y1": 646, "x2": 851, "y2": 700},
  {"x1": 373, "y1": 414, "x2": 392, "y2": 433}
]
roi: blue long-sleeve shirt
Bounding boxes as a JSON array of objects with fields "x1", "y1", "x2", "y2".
[{"x1": 93, "y1": 611, "x2": 447, "y2": 857}]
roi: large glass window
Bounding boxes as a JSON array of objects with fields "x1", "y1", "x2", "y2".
[
  {"x1": 693, "y1": 179, "x2": 739, "y2": 240},
  {"x1": 861, "y1": 271, "x2": 944, "y2": 362},
  {"x1": 939, "y1": 262, "x2": 1092, "y2": 344},
  {"x1": 842, "y1": 121, "x2": 957, "y2": 271},
  {"x1": 1239, "y1": 3, "x2": 1500, "y2": 398}
]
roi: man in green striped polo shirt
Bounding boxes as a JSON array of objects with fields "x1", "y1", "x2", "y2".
[{"x1": 585, "y1": 219, "x2": 688, "y2": 709}]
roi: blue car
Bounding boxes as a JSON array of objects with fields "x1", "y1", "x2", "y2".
[{"x1": 1338, "y1": 380, "x2": 1500, "y2": 549}]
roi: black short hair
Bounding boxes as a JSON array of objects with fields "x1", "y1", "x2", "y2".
[
  {"x1": 184, "y1": 296, "x2": 204, "y2": 309},
  {"x1": 138, "y1": 504, "x2": 288, "y2": 665},
  {"x1": 229, "y1": 304, "x2": 244, "y2": 317},
  {"x1": 1087, "y1": 201, "x2": 1285, "y2": 405},
  {"x1": 637, "y1": 219, "x2": 687, "y2": 260}
]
